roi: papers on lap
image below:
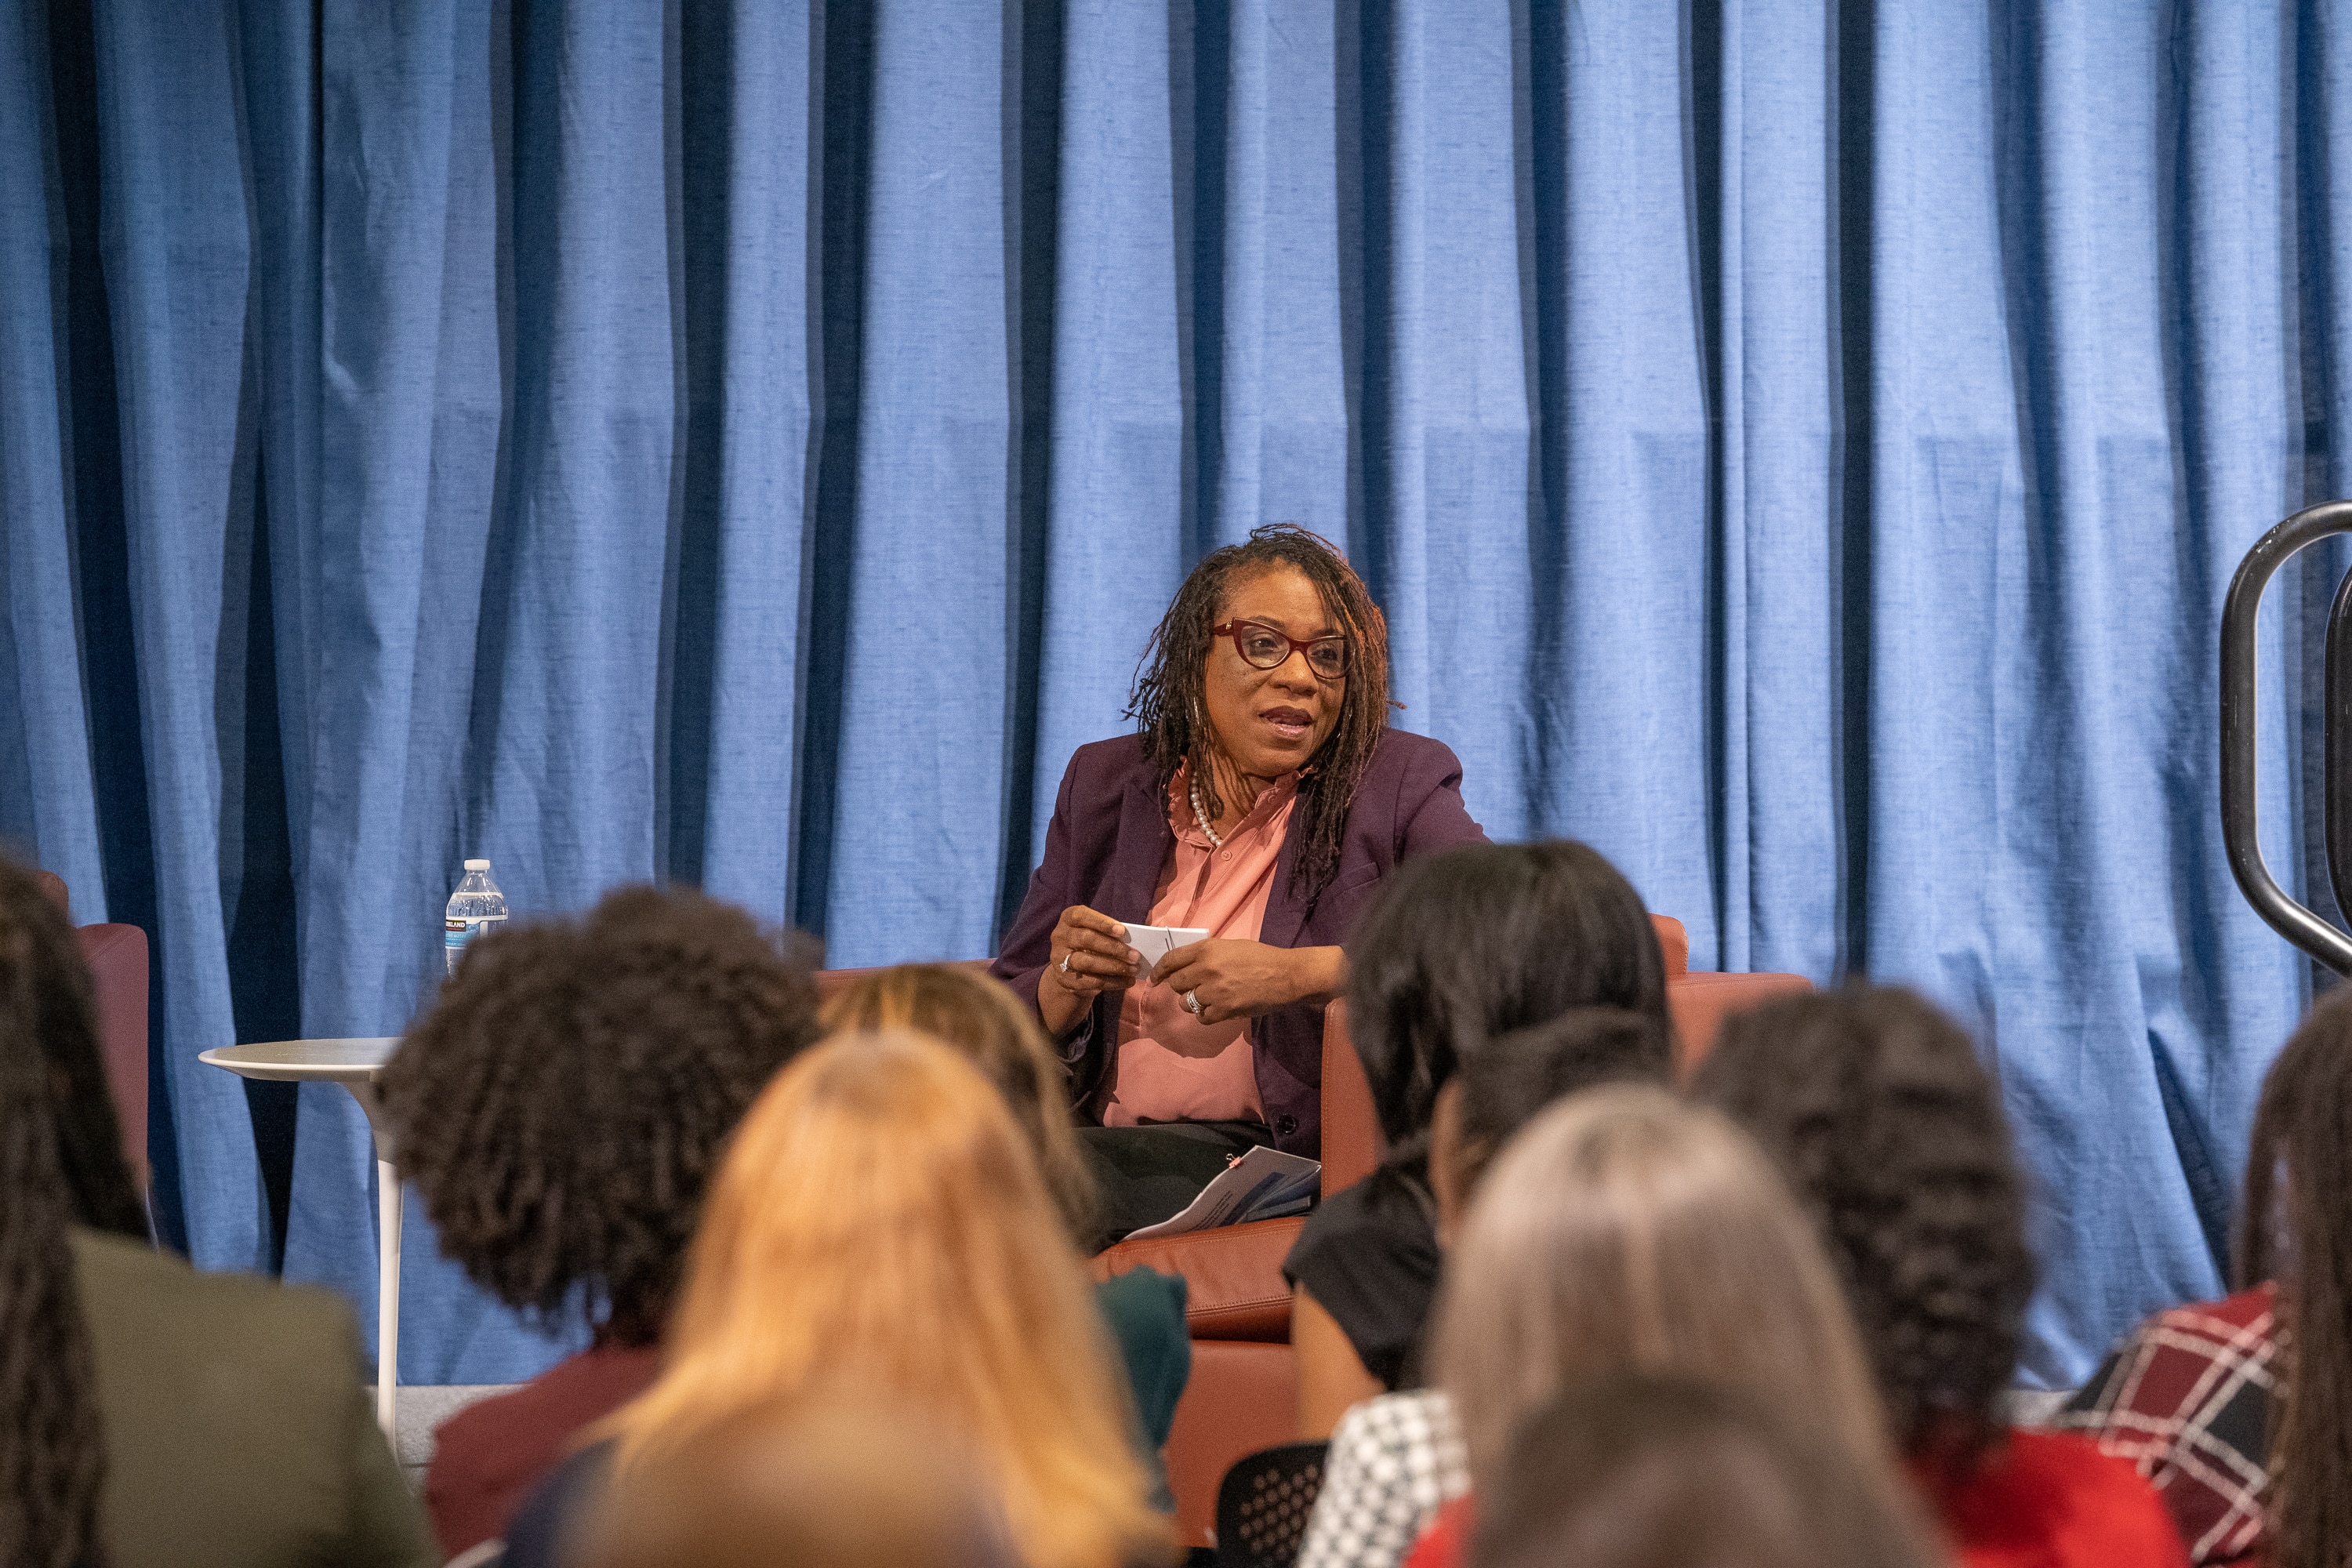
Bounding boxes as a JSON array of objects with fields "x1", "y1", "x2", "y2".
[
  {"x1": 1125, "y1": 924, "x2": 1208, "y2": 972},
  {"x1": 1124, "y1": 1145, "x2": 1322, "y2": 1241}
]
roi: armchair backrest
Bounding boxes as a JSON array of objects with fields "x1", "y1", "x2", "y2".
[
  {"x1": 31, "y1": 874, "x2": 150, "y2": 1187},
  {"x1": 1317, "y1": 1002, "x2": 1377, "y2": 1196}
]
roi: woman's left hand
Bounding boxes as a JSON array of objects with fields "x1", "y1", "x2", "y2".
[{"x1": 1149, "y1": 940, "x2": 1345, "y2": 1026}]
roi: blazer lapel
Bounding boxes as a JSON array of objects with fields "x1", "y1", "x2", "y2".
[
  {"x1": 1258, "y1": 803, "x2": 1313, "y2": 951},
  {"x1": 1099, "y1": 764, "x2": 1174, "y2": 925}
]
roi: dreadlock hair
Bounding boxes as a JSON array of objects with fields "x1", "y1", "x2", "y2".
[
  {"x1": 0, "y1": 867, "x2": 143, "y2": 1241},
  {"x1": 1127, "y1": 524, "x2": 1392, "y2": 902},
  {"x1": 1691, "y1": 987, "x2": 2034, "y2": 1469},
  {"x1": 379, "y1": 884, "x2": 822, "y2": 1345},
  {"x1": 2234, "y1": 987, "x2": 2352, "y2": 1568},
  {"x1": 0, "y1": 860, "x2": 111, "y2": 1568}
]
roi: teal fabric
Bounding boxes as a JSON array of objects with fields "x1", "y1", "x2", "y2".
[
  {"x1": 4, "y1": 0, "x2": 2350, "y2": 1389},
  {"x1": 1096, "y1": 1265, "x2": 1192, "y2": 1511}
]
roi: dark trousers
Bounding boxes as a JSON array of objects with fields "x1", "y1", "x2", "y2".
[{"x1": 1076, "y1": 1120, "x2": 1276, "y2": 1251}]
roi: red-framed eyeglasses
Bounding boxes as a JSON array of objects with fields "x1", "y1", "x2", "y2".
[{"x1": 1212, "y1": 620, "x2": 1352, "y2": 681}]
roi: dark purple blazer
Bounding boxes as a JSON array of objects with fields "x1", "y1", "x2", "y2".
[{"x1": 991, "y1": 728, "x2": 1488, "y2": 1158}]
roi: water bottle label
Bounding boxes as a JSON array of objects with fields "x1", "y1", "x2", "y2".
[{"x1": 445, "y1": 915, "x2": 506, "y2": 955}]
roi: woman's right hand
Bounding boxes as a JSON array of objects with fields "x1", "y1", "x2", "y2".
[{"x1": 1037, "y1": 905, "x2": 1142, "y2": 1036}]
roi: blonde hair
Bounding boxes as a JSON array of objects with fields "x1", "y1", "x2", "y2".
[
  {"x1": 604, "y1": 1031, "x2": 1171, "y2": 1568},
  {"x1": 820, "y1": 964, "x2": 1097, "y2": 1243},
  {"x1": 1433, "y1": 1086, "x2": 1900, "y2": 1494}
]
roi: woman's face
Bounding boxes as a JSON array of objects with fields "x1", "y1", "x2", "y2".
[{"x1": 1203, "y1": 565, "x2": 1346, "y2": 784}]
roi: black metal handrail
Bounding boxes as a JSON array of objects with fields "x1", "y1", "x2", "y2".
[{"x1": 2222, "y1": 501, "x2": 2352, "y2": 975}]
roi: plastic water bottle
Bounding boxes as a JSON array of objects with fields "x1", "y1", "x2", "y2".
[{"x1": 444, "y1": 859, "x2": 508, "y2": 976}]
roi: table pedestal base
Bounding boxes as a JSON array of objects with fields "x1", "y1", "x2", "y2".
[
  {"x1": 194, "y1": 1040, "x2": 406, "y2": 1442},
  {"x1": 350, "y1": 1084, "x2": 401, "y2": 1440}
]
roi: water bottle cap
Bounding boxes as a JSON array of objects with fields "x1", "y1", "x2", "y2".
[{"x1": 463, "y1": 858, "x2": 491, "y2": 871}]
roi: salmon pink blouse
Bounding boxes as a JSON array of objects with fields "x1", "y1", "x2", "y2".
[{"x1": 1101, "y1": 765, "x2": 1300, "y2": 1127}]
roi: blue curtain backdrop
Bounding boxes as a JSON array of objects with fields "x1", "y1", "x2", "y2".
[{"x1": 4, "y1": 0, "x2": 2347, "y2": 1388}]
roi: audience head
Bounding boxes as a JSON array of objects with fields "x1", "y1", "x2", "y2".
[
  {"x1": 0, "y1": 860, "x2": 143, "y2": 1239},
  {"x1": 1348, "y1": 840, "x2": 1670, "y2": 1171},
  {"x1": 1428, "y1": 1006, "x2": 1674, "y2": 1236},
  {"x1": 1128, "y1": 522, "x2": 1390, "y2": 899},
  {"x1": 1692, "y1": 987, "x2": 2032, "y2": 1465},
  {"x1": 381, "y1": 884, "x2": 822, "y2": 1345},
  {"x1": 1469, "y1": 1372, "x2": 1939, "y2": 1568},
  {"x1": 818, "y1": 963, "x2": 1094, "y2": 1244},
  {"x1": 575, "y1": 1397, "x2": 1015, "y2": 1568},
  {"x1": 1432, "y1": 1086, "x2": 1892, "y2": 1492},
  {"x1": 2236, "y1": 986, "x2": 2352, "y2": 1568},
  {"x1": 0, "y1": 858, "x2": 111, "y2": 1567},
  {"x1": 608, "y1": 1029, "x2": 1170, "y2": 1568}
]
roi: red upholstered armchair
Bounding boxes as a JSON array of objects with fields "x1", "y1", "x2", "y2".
[{"x1": 34, "y1": 872, "x2": 151, "y2": 1188}]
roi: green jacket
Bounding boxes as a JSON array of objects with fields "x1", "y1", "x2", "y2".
[{"x1": 71, "y1": 1229, "x2": 437, "y2": 1568}]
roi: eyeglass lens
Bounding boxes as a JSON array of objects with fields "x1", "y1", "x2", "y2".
[{"x1": 1236, "y1": 625, "x2": 1349, "y2": 677}]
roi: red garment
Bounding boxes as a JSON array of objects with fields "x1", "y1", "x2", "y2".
[
  {"x1": 1401, "y1": 1495, "x2": 1471, "y2": 1568},
  {"x1": 1915, "y1": 1428, "x2": 2191, "y2": 1568},
  {"x1": 426, "y1": 1341, "x2": 661, "y2": 1559},
  {"x1": 1398, "y1": 1431, "x2": 2183, "y2": 1568}
]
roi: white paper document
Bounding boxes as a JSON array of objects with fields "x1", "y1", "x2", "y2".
[
  {"x1": 1123, "y1": 924, "x2": 1208, "y2": 975},
  {"x1": 1123, "y1": 1145, "x2": 1323, "y2": 1241}
]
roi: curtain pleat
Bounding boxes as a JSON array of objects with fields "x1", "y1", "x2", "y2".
[{"x1": 2, "y1": 0, "x2": 2344, "y2": 1385}]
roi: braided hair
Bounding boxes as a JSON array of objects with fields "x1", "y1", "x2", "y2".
[
  {"x1": 1127, "y1": 524, "x2": 1392, "y2": 903},
  {"x1": 2235, "y1": 988, "x2": 2352, "y2": 1568},
  {"x1": 0, "y1": 860, "x2": 111, "y2": 1568},
  {"x1": 1692, "y1": 988, "x2": 2034, "y2": 1466},
  {"x1": 379, "y1": 885, "x2": 822, "y2": 1345}
]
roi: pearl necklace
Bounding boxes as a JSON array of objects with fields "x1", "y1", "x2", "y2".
[{"x1": 1189, "y1": 779, "x2": 1226, "y2": 850}]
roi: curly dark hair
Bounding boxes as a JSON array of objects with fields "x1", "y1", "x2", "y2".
[
  {"x1": 2236, "y1": 987, "x2": 2352, "y2": 1568},
  {"x1": 0, "y1": 866, "x2": 143, "y2": 1241},
  {"x1": 1691, "y1": 987, "x2": 2033, "y2": 1465},
  {"x1": 380, "y1": 885, "x2": 822, "y2": 1345},
  {"x1": 1127, "y1": 524, "x2": 1392, "y2": 902},
  {"x1": 0, "y1": 860, "x2": 111, "y2": 1567}
]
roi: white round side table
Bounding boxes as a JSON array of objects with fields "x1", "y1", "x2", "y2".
[{"x1": 198, "y1": 1038, "x2": 404, "y2": 1436}]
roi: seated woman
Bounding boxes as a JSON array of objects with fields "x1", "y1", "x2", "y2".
[
  {"x1": 1696, "y1": 988, "x2": 2187, "y2": 1567},
  {"x1": 1298, "y1": 1072, "x2": 1882, "y2": 1568},
  {"x1": 378, "y1": 886, "x2": 824, "y2": 1559},
  {"x1": 503, "y1": 1031, "x2": 1175, "y2": 1568},
  {"x1": 2056, "y1": 988, "x2": 2352, "y2": 1568},
  {"x1": 1472, "y1": 1373, "x2": 1939, "y2": 1568},
  {"x1": 1287, "y1": 840, "x2": 1671, "y2": 1436},
  {"x1": 990, "y1": 524, "x2": 1486, "y2": 1242},
  {"x1": 1388, "y1": 1087, "x2": 1910, "y2": 1568},
  {"x1": 0, "y1": 857, "x2": 436, "y2": 1568},
  {"x1": 819, "y1": 964, "x2": 1191, "y2": 1482}
]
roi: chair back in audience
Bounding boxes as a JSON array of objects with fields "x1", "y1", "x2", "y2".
[
  {"x1": 1163, "y1": 1341, "x2": 1300, "y2": 1549},
  {"x1": 1214, "y1": 1442, "x2": 1328, "y2": 1568}
]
